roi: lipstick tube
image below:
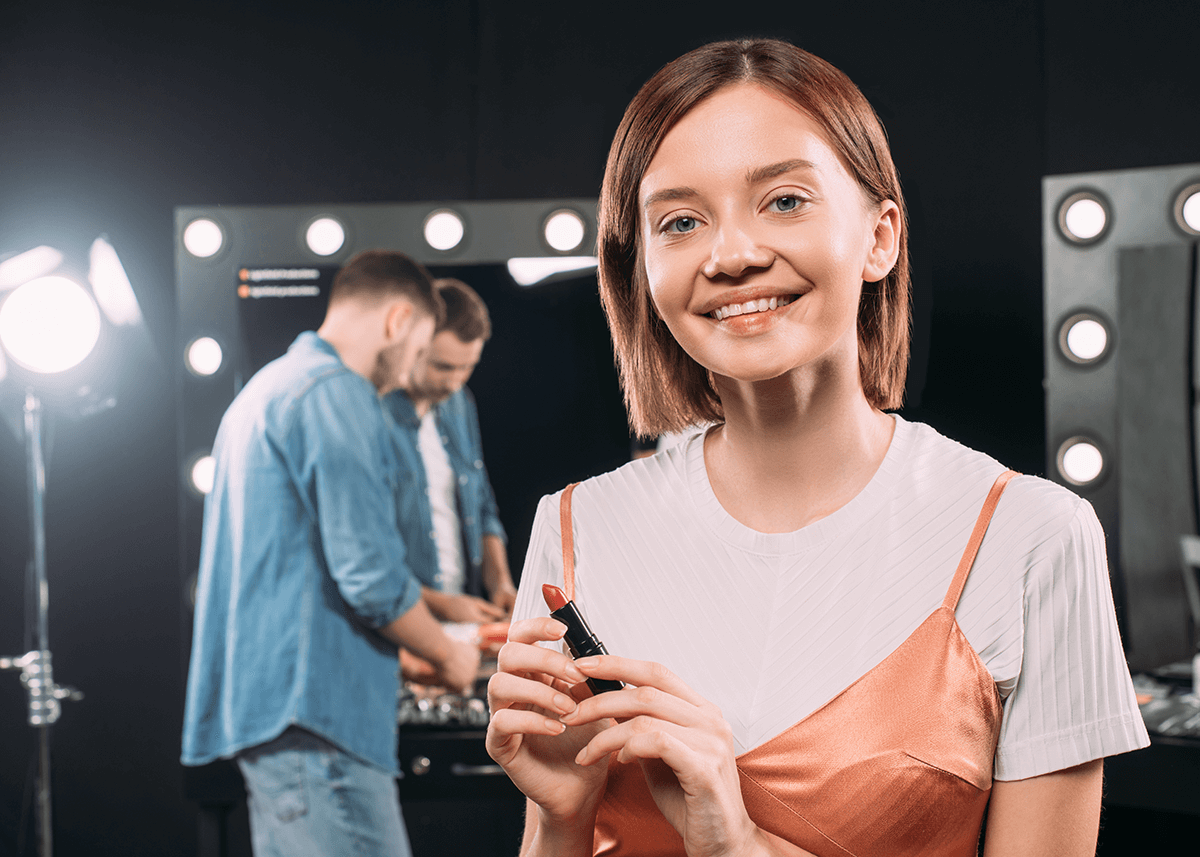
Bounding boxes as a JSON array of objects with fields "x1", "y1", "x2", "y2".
[{"x1": 542, "y1": 584, "x2": 623, "y2": 695}]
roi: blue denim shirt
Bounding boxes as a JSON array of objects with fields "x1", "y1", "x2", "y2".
[
  {"x1": 182, "y1": 332, "x2": 421, "y2": 775},
  {"x1": 381, "y1": 387, "x2": 506, "y2": 597}
]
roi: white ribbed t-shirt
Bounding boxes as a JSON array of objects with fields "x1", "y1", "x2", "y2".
[
  {"x1": 511, "y1": 416, "x2": 1149, "y2": 781},
  {"x1": 417, "y1": 410, "x2": 466, "y2": 594}
]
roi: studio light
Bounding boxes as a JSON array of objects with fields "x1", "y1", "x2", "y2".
[
  {"x1": 305, "y1": 216, "x2": 346, "y2": 256},
  {"x1": 1, "y1": 236, "x2": 157, "y2": 857},
  {"x1": 185, "y1": 337, "x2": 223, "y2": 377},
  {"x1": 89, "y1": 237, "x2": 145, "y2": 328},
  {"x1": 0, "y1": 276, "x2": 101, "y2": 374},
  {"x1": 1056, "y1": 437, "x2": 1106, "y2": 486},
  {"x1": 1058, "y1": 312, "x2": 1110, "y2": 365},
  {"x1": 543, "y1": 209, "x2": 586, "y2": 252},
  {"x1": 1174, "y1": 183, "x2": 1200, "y2": 236},
  {"x1": 0, "y1": 246, "x2": 63, "y2": 289},
  {"x1": 1057, "y1": 191, "x2": 1110, "y2": 244},
  {"x1": 423, "y1": 209, "x2": 465, "y2": 251},
  {"x1": 183, "y1": 218, "x2": 225, "y2": 258},
  {"x1": 507, "y1": 256, "x2": 598, "y2": 287}
]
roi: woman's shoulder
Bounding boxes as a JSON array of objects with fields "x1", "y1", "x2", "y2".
[
  {"x1": 897, "y1": 418, "x2": 1092, "y2": 543},
  {"x1": 533, "y1": 435, "x2": 699, "y2": 533}
]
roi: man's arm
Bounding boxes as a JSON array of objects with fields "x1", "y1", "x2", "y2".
[
  {"x1": 482, "y1": 533, "x2": 517, "y2": 613},
  {"x1": 379, "y1": 597, "x2": 479, "y2": 692},
  {"x1": 422, "y1": 584, "x2": 506, "y2": 623}
]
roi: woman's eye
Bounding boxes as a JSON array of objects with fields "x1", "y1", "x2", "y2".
[
  {"x1": 770, "y1": 195, "x2": 800, "y2": 212},
  {"x1": 665, "y1": 216, "x2": 697, "y2": 234}
]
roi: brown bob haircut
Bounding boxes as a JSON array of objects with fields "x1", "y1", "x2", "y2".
[
  {"x1": 434, "y1": 278, "x2": 492, "y2": 343},
  {"x1": 329, "y1": 249, "x2": 445, "y2": 327},
  {"x1": 597, "y1": 38, "x2": 911, "y2": 438}
]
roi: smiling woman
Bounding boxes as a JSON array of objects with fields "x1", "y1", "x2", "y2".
[{"x1": 486, "y1": 38, "x2": 1149, "y2": 857}]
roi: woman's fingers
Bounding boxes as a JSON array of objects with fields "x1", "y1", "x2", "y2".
[
  {"x1": 574, "y1": 715, "x2": 716, "y2": 767},
  {"x1": 574, "y1": 655, "x2": 709, "y2": 707},
  {"x1": 488, "y1": 670, "x2": 578, "y2": 717},
  {"x1": 506, "y1": 616, "x2": 569, "y2": 645},
  {"x1": 497, "y1": 620, "x2": 588, "y2": 688},
  {"x1": 560, "y1": 681, "x2": 702, "y2": 730},
  {"x1": 487, "y1": 707, "x2": 568, "y2": 743}
]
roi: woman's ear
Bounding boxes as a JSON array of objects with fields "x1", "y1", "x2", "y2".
[{"x1": 862, "y1": 199, "x2": 901, "y2": 284}]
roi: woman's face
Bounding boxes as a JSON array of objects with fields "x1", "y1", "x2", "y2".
[{"x1": 638, "y1": 83, "x2": 898, "y2": 387}]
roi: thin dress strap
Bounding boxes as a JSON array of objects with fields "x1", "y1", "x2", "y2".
[
  {"x1": 559, "y1": 482, "x2": 580, "y2": 602},
  {"x1": 943, "y1": 469, "x2": 1019, "y2": 611}
]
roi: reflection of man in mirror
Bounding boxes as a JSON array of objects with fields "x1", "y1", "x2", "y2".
[
  {"x1": 182, "y1": 251, "x2": 480, "y2": 857},
  {"x1": 383, "y1": 278, "x2": 517, "y2": 627}
]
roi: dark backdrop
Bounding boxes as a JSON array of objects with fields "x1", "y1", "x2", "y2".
[{"x1": 1, "y1": 1, "x2": 1198, "y2": 854}]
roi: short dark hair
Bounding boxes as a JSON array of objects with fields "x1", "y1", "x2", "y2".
[
  {"x1": 434, "y1": 278, "x2": 491, "y2": 343},
  {"x1": 328, "y1": 250, "x2": 444, "y2": 326},
  {"x1": 598, "y1": 38, "x2": 911, "y2": 437}
]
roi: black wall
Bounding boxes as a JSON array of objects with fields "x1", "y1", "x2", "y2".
[{"x1": 2, "y1": 1, "x2": 1199, "y2": 854}]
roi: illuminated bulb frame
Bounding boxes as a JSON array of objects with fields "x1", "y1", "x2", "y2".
[
  {"x1": 1056, "y1": 310, "x2": 1112, "y2": 366},
  {"x1": 183, "y1": 217, "x2": 228, "y2": 260},
  {"x1": 184, "y1": 335, "x2": 224, "y2": 378},
  {"x1": 1172, "y1": 181, "x2": 1200, "y2": 237},
  {"x1": 1055, "y1": 435, "x2": 1108, "y2": 488},
  {"x1": 541, "y1": 208, "x2": 588, "y2": 254},
  {"x1": 1056, "y1": 190, "x2": 1111, "y2": 246},
  {"x1": 185, "y1": 450, "x2": 217, "y2": 498},
  {"x1": 303, "y1": 215, "x2": 348, "y2": 258},
  {"x1": 422, "y1": 208, "x2": 468, "y2": 253}
]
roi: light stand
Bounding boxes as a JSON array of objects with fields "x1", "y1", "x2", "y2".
[
  {"x1": 1, "y1": 390, "x2": 83, "y2": 857},
  {"x1": 0, "y1": 252, "x2": 112, "y2": 857}
]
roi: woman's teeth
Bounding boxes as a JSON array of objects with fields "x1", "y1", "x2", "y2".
[{"x1": 711, "y1": 295, "x2": 793, "y2": 320}]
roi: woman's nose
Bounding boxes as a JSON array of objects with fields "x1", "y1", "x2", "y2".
[{"x1": 701, "y1": 220, "x2": 774, "y2": 279}]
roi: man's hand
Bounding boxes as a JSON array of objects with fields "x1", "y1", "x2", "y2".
[
  {"x1": 424, "y1": 587, "x2": 507, "y2": 623},
  {"x1": 380, "y1": 597, "x2": 480, "y2": 692},
  {"x1": 490, "y1": 583, "x2": 518, "y2": 615},
  {"x1": 433, "y1": 639, "x2": 481, "y2": 694}
]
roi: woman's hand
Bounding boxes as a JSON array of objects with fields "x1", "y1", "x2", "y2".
[
  {"x1": 562, "y1": 656, "x2": 766, "y2": 857},
  {"x1": 485, "y1": 618, "x2": 614, "y2": 828}
]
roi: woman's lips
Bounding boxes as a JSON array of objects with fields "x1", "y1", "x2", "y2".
[{"x1": 709, "y1": 294, "x2": 797, "y2": 320}]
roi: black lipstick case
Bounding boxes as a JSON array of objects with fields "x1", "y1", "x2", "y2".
[{"x1": 549, "y1": 601, "x2": 624, "y2": 695}]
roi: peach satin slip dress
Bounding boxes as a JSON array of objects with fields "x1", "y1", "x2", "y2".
[{"x1": 557, "y1": 469, "x2": 1017, "y2": 857}]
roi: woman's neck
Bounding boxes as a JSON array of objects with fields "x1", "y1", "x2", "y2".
[{"x1": 704, "y1": 363, "x2": 895, "y2": 534}]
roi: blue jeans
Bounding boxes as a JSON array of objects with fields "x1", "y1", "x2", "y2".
[{"x1": 237, "y1": 727, "x2": 412, "y2": 857}]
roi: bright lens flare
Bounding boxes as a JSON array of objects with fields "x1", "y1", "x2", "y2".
[
  {"x1": 424, "y1": 210, "x2": 465, "y2": 251},
  {"x1": 183, "y1": 218, "x2": 224, "y2": 258},
  {"x1": 0, "y1": 276, "x2": 101, "y2": 373},
  {"x1": 1065, "y1": 319, "x2": 1108, "y2": 361},
  {"x1": 306, "y1": 217, "x2": 345, "y2": 256},
  {"x1": 190, "y1": 455, "x2": 216, "y2": 495},
  {"x1": 186, "y1": 337, "x2": 223, "y2": 376},
  {"x1": 1182, "y1": 191, "x2": 1200, "y2": 233},
  {"x1": 1060, "y1": 441, "x2": 1104, "y2": 485},
  {"x1": 543, "y1": 210, "x2": 586, "y2": 252},
  {"x1": 1063, "y1": 198, "x2": 1107, "y2": 241}
]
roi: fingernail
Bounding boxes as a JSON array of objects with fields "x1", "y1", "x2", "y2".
[
  {"x1": 574, "y1": 748, "x2": 587, "y2": 765},
  {"x1": 553, "y1": 694, "x2": 576, "y2": 714},
  {"x1": 545, "y1": 719, "x2": 566, "y2": 734},
  {"x1": 575, "y1": 657, "x2": 598, "y2": 669},
  {"x1": 565, "y1": 663, "x2": 586, "y2": 683}
]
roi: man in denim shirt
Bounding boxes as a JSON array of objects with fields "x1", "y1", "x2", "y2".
[
  {"x1": 182, "y1": 252, "x2": 479, "y2": 857},
  {"x1": 383, "y1": 278, "x2": 517, "y2": 627}
]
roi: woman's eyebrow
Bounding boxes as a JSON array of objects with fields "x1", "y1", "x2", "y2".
[
  {"x1": 641, "y1": 159, "x2": 818, "y2": 211},
  {"x1": 746, "y1": 158, "x2": 817, "y2": 184},
  {"x1": 642, "y1": 186, "x2": 699, "y2": 212}
]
